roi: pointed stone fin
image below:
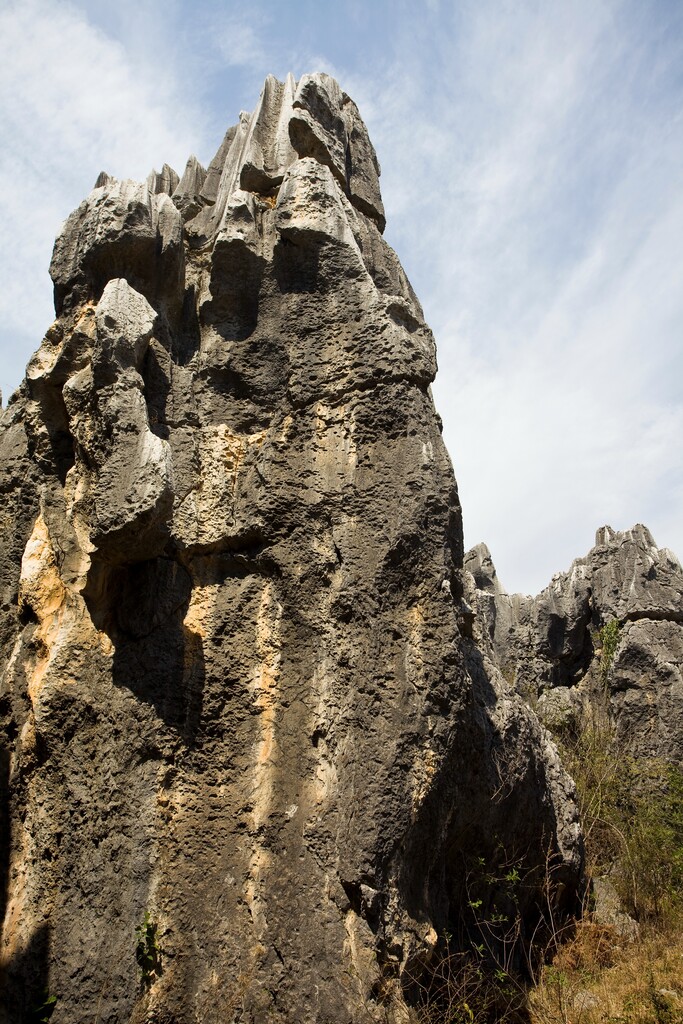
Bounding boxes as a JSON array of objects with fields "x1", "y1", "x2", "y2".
[
  {"x1": 172, "y1": 155, "x2": 208, "y2": 221},
  {"x1": 94, "y1": 171, "x2": 114, "y2": 189},
  {"x1": 239, "y1": 74, "x2": 298, "y2": 193},
  {"x1": 341, "y1": 97, "x2": 385, "y2": 231},
  {"x1": 200, "y1": 124, "x2": 239, "y2": 204},
  {"x1": 175, "y1": 154, "x2": 207, "y2": 195},
  {"x1": 289, "y1": 73, "x2": 348, "y2": 187},
  {"x1": 147, "y1": 163, "x2": 180, "y2": 196}
]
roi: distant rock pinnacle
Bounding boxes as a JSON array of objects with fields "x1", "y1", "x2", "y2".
[{"x1": 466, "y1": 525, "x2": 683, "y2": 763}]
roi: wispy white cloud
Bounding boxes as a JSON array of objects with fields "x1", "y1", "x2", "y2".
[
  {"x1": 343, "y1": 0, "x2": 683, "y2": 591},
  {"x1": 0, "y1": 0, "x2": 207, "y2": 401},
  {"x1": 215, "y1": 17, "x2": 268, "y2": 69}
]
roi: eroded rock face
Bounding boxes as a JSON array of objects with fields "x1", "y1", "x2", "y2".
[
  {"x1": 466, "y1": 525, "x2": 683, "y2": 763},
  {"x1": 0, "y1": 74, "x2": 581, "y2": 1024}
]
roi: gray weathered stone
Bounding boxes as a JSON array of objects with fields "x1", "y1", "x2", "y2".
[
  {"x1": 591, "y1": 877, "x2": 639, "y2": 941},
  {"x1": 466, "y1": 525, "x2": 683, "y2": 763},
  {"x1": 200, "y1": 124, "x2": 239, "y2": 205},
  {"x1": 0, "y1": 75, "x2": 582, "y2": 1024},
  {"x1": 50, "y1": 177, "x2": 184, "y2": 316},
  {"x1": 146, "y1": 163, "x2": 180, "y2": 197},
  {"x1": 171, "y1": 155, "x2": 208, "y2": 221}
]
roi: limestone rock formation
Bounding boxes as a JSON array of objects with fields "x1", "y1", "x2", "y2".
[
  {"x1": 466, "y1": 525, "x2": 683, "y2": 763},
  {"x1": 0, "y1": 74, "x2": 582, "y2": 1023}
]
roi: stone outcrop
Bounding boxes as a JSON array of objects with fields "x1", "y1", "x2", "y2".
[
  {"x1": 466, "y1": 525, "x2": 683, "y2": 763},
  {"x1": 0, "y1": 74, "x2": 582, "y2": 1023}
]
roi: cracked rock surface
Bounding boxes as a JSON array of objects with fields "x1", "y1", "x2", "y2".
[
  {"x1": 466, "y1": 525, "x2": 683, "y2": 763},
  {"x1": 1, "y1": 74, "x2": 581, "y2": 1023}
]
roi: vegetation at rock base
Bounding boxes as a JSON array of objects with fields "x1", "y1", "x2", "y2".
[
  {"x1": 397, "y1": 839, "x2": 572, "y2": 1024},
  {"x1": 529, "y1": 921, "x2": 683, "y2": 1024},
  {"x1": 527, "y1": 720, "x2": 683, "y2": 1024},
  {"x1": 409, "y1": 717, "x2": 683, "y2": 1024},
  {"x1": 561, "y1": 722, "x2": 683, "y2": 923}
]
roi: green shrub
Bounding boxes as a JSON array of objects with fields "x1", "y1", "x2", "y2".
[
  {"x1": 407, "y1": 847, "x2": 559, "y2": 1024},
  {"x1": 28, "y1": 992, "x2": 57, "y2": 1024},
  {"x1": 597, "y1": 618, "x2": 620, "y2": 683},
  {"x1": 559, "y1": 724, "x2": 683, "y2": 923},
  {"x1": 135, "y1": 911, "x2": 161, "y2": 987}
]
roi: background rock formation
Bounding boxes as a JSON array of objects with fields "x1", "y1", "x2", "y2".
[
  {"x1": 0, "y1": 74, "x2": 581, "y2": 1023},
  {"x1": 466, "y1": 525, "x2": 683, "y2": 764}
]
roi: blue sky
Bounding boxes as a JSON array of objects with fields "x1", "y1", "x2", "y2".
[{"x1": 1, "y1": 0, "x2": 682, "y2": 593}]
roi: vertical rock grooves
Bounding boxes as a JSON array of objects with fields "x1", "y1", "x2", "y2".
[{"x1": 0, "y1": 74, "x2": 582, "y2": 1023}]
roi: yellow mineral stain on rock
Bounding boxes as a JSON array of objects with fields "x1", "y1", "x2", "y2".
[
  {"x1": 0, "y1": 677, "x2": 61, "y2": 965},
  {"x1": 404, "y1": 603, "x2": 425, "y2": 693},
  {"x1": 0, "y1": 819, "x2": 33, "y2": 967},
  {"x1": 246, "y1": 847, "x2": 271, "y2": 939},
  {"x1": 411, "y1": 746, "x2": 438, "y2": 816},
  {"x1": 314, "y1": 401, "x2": 331, "y2": 434},
  {"x1": 184, "y1": 555, "x2": 231, "y2": 637},
  {"x1": 343, "y1": 910, "x2": 379, "y2": 1000},
  {"x1": 19, "y1": 514, "x2": 69, "y2": 701},
  {"x1": 279, "y1": 414, "x2": 293, "y2": 442},
  {"x1": 182, "y1": 582, "x2": 214, "y2": 641},
  {"x1": 409, "y1": 603, "x2": 424, "y2": 625},
  {"x1": 251, "y1": 581, "x2": 282, "y2": 829},
  {"x1": 344, "y1": 409, "x2": 358, "y2": 475},
  {"x1": 17, "y1": 513, "x2": 111, "y2": 702},
  {"x1": 26, "y1": 304, "x2": 95, "y2": 382},
  {"x1": 401, "y1": 603, "x2": 437, "y2": 816},
  {"x1": 314, "y1": 747, "x2": 336, "y2": 807},
  {"x1": 4, "y1": 518, "x2": 109, "y2": 961},
  {"x1": 98, "y1": 631, "x2": 115, "y2": 657},
  {"x1": 19, "y1": 514, "x2": 66, "y2": 621},
  {"x1": 18, "y1": 717, "x2": 37, "y2": 762},
  {"x1": 312, "y1": 404, "x2": 358, "y2": 495},
  {"x1": 200, "y1": 426, "x2": 242, "y2": 508},
  {"x1": 310, "y1": 661, "x2": 338, "y2": 806},
  {"x1": 175, "y1": 426, "x2": 266, "y2": 547}
]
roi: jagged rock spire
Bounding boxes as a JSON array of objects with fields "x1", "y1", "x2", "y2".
[{"x1": 0, "y1": 74, "x2": 582, "y2": 1024}]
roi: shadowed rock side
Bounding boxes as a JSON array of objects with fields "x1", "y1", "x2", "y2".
[
  {"x1": 466, "y1": 526, "x2": 683, "y2": 764},
  {"x1": 0, "y1": 74, "x2": 581, "y2": 1024}
]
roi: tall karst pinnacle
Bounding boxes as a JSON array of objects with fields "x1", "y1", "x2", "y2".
[{"x1": 0, "y1": 74, "x2": 582, "y2": 1023}]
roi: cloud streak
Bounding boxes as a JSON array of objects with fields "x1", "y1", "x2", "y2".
[
  {"x1": 342, "y1": 0, "x2": 683, "y2": 591},
  {"x1": 0, "y1": 0, "x2": 207, "y2": 400}
]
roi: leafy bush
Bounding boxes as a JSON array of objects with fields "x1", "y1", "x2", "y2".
[
  {"x1": 559, "y1": 724, "x2": 683, "y2": 924},
  {"x1": 135, "y1": 911, "x2": 161, "y2": 987},
  {"x1": 597, "y1": 618, "x2": 620, "y2": 683}
]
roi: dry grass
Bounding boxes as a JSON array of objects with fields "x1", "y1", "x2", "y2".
[
  {"x1": 407, "y1": 707, "x2": 683, "y2": 1024},
  {"x1": 529, "y1": 918, "x2": 683, "y2": 1024},
  {"x1": 254, "y1": 190, "x2": 278, "y2": 208}
]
